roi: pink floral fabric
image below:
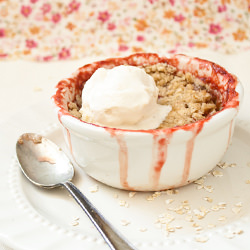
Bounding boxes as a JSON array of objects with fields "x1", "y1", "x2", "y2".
[{"x1": 0, "y1": 0, "x2": 250, "y2": 61}]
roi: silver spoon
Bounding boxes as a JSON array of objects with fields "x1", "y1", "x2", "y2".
[{"x1": 16, "y1": 133, "x2": 136, "y2": 250}]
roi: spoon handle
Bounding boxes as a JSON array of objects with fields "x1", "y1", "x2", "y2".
[{"x1": 62, "y1": 181, "x2": 136, "y2": 250}]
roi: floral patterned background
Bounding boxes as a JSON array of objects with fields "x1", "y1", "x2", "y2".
[{"x1": 0, "y1": 0, "x2": 250, "y2": 61}]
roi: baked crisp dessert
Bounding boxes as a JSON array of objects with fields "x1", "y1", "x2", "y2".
[{"x1": 68, "y1": 63, "x2": 220, "y2": 129}]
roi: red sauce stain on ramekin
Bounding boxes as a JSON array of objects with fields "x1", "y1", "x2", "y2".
[
  {"x1": 52, "y1": 53, "x2": 240, "y2": 190},
  {"x1": 104, "y1": 128, "x2": 135, "y2": 191},
  {"x1": 180, "y1": 120, "x2": 206, "y2": 186},
  {"x1": 149, "y1": 132, "x2": 172, "y2": 190}
]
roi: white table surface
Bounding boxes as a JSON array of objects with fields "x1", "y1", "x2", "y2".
[{"x1": 0, "y1": 50, "x2": 250, "y2": 250}]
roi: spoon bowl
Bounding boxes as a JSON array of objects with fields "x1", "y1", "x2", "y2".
[
  {"x1": 16, "y1": 133, "x2": 74, "y2": 187},
  {"x1": 16, "y1": 133, "x2": 136, "y2": 250}
]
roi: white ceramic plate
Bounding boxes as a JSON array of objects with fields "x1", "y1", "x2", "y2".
[
  {"x1": 1, "y1": 120, "x2": 250, "y2": 250},
  {"x1": 1, "y1": 53, "x2": 250, "y2": 250}
]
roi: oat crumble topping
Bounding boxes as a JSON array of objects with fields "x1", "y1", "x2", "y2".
[
  {"x1": 71, "y1": 221, "x2": 79, "y2": 226},
  {"x1": 121, "y1": 219, "x2": 130, "y2": 226},
  {"x1": 119, "y1": 200, "x2": 129, "y2": 208},
  {"x1": 195, "y1": 236, "x2": 209, "y2": 243},
  {"x1": 232, "y1": 207, "x2": 241, "y2": 214},
  {"x1": 68, "y1": 63, "x2": 220, "y2": 129},
  {"x1": 218, "y1": 216, "x2": 227, "y2": 222},
  {"x1": 212, "y1": 170, "x2": 223, "y2": 177},
  {"x1": 70, "y1": 217, "x2": 80, "y2": 226},
  {"x1": 128, "y1": 192, "x2": 136, "y2": 198},
  {"x1": 89, "y1": 185, "x2": 99, "y2": 193}
]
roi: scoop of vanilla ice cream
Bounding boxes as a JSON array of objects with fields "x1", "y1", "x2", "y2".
[{"x1": 79, "y1": 65, "x2": 171, "y2": 130}]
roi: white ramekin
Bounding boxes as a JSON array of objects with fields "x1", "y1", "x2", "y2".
[{"x1": 52, "y1": 53, "x2": 243, "y2": 191}]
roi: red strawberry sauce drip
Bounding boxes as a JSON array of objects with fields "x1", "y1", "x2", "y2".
[
  {"x1": 149, "y1": 132, "x2": 172, "y2": 190},
  {"x1": 104, "y1": 128, "x2": 134, "y2": 191}
]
